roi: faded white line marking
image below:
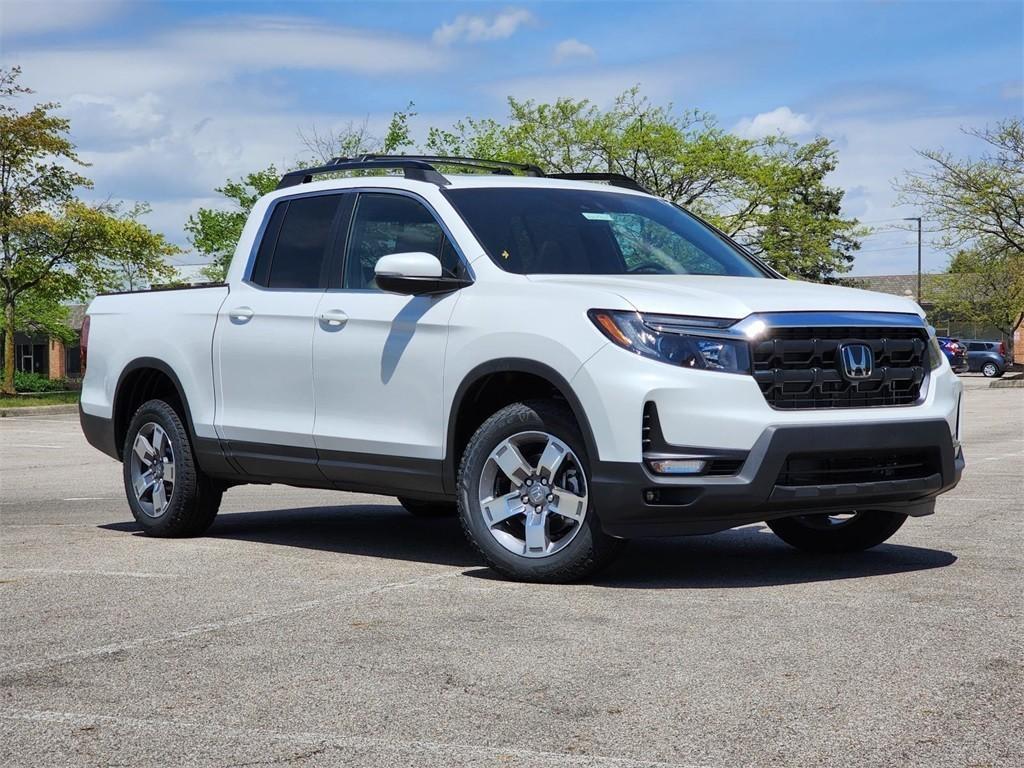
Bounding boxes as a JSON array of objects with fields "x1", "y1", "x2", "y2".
[
  {"x1": 62, "y1": 497, "x2": 114, "y2": 501},
  {"x1": 17, "y1": 444, "x2": 64, "y2": 449},
  {"x1": 0, "y1": 567, "x2": 173, "y2": 580},
  {"x1": 0, "y1": 708, "x2": 699, "y2": 768},
  {"x1": 0, "y1": 571, "x2": 460, "y2": 676}
]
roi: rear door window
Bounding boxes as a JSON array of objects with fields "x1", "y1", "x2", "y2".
[{"x1": 249, "y1": 194, "x2": 343, "y2": 289}]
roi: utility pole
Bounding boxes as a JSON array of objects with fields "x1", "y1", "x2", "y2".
[{"x1": 903, "y1": 217, "x2": 923, "y2": 303}]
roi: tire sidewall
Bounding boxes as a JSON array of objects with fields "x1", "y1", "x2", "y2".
[
  {"x1": 457, "y1": 401, "x2": 609, "y2": 581},
  {"x1": 122, "y1": 400, "x2": 198, "y2": 536}
]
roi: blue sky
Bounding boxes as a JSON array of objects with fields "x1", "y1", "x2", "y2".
[{"x1": 2, "y1": 0, "x2": 1022, "y2": 275}]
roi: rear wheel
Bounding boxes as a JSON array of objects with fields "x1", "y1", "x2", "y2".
[
  {"x1": 122, "y1": 399, "x2": 222, "y2": 537},
  {"x1": 767, "y1": 510, "x2": 907, "y2": 553},
  {"x1": 982, "y1": 362, "x2": 1000, "y2": 378},
  {"x1": 397, "y1": 497, "x2": 457, "y2": 517},
  {"x1": 457, "y1": 400, "x2": 623, "y2": 583}
]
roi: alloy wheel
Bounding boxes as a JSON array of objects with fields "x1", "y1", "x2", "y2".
[
  {"x1": 129, "y1": 422, "x2": 176, "y2": 517},
  {"x1": 477, "y1": 430, "x2": 588, "y2": 558}
]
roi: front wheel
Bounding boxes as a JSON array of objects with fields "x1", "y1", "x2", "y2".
[
  {"x1": 457, "y1": 401, "x2": 624, "y2": 583},
  {"x1": 982, "y1": 362, "x2": 1001, "y2": 378},
  {"x1": 767, "y1": 510, "x2": 907, "y2": 553},
  {"x1": 122, "y1": 399, "x2": 222, "y2": 537}
]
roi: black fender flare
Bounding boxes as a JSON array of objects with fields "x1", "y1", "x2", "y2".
[{"x1": 112, "y1": 357, "x2": 236, "y2": 477}]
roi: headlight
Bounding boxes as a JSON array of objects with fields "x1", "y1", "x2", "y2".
[{"x1": 588, "y1": 309, "x2": 750, "y2": 374}]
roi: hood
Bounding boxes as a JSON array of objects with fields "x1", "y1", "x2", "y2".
[{"x1": 526, "y1": 274, "x2": 923, "y2": 320}]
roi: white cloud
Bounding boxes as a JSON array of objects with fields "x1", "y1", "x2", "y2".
[
  {"x1": 553, "y1": 38, "x2": 596, "y2": 64},
  {"x1": 8, "y1": 15, "x2": 448, "y2": 99},
  {"x1": 433, "y1": 8, "x2": 533, "y2": 46},
  {"x1": 0, "y1": 0, "x2": 123, "y2": 37},
  {"x1": 733, "y1": 106, "x2": 816, "y2": 138}
]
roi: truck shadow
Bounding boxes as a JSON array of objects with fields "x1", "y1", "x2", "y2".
[{"x1": 101, "y1": 505, "x2": 956, "y2": 588}]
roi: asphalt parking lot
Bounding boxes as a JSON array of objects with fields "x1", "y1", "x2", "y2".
[{"x1": 1, "y1": 379, "x2": 1021, "y2": 767}]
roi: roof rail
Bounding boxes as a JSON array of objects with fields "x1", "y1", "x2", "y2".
[
  {"x1": 276, "y1": 157, "x2": 449, "y2": 190},
  {"x1": 362, "y1": 154, "x2": 545, "y2": 178},
  {"x1": 546, "y1": 172, "x2": 651, "y2": 194},
  {"x1": 274, "y1": 155, "x2": 649, "y2": 192}
]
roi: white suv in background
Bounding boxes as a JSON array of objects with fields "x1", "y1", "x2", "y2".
[{"x1": 80, "y1": 156, "x2": 965, "y2": 582}]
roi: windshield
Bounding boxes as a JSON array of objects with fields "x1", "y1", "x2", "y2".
[{"x1": 444, "y1": 187, "x2": 768, "y2": 277}]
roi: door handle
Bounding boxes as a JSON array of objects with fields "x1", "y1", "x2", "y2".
[
  {"x1": 229, "y1": 306, "x2": 254, "y2": 322},
  {"x1": 319, "y1": 309, "x2": 348, "y2": 328}
]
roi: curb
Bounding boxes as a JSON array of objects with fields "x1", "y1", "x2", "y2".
[
  {"x1": 0, "y1": 404, "x2": 79, "y2": 418},
  {"x1": 990, "y1": 378, "x2": 1024, "y2": 389}
]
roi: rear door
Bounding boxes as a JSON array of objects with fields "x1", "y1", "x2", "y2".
[
  {"x1": 213, "y1": 192, "x2": 350, "y2": 482},
  {"x1": 311, "y1": 191, "x2": 466, "y2": 494}
]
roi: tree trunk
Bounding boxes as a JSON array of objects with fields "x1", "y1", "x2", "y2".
[{"x1": 2, "y1": 299, "x2": 16, "y2": 396}]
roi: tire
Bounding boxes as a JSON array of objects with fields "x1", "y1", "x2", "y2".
[
  {"x1": 982, "y1": 362, "x2": 1000, "y2": 378},
  {"x1": 122, "y1": 399, "x2": 222, "y2": 537},
  {"x1": 457, "y1": 400, "x2": 624, "y2": 583},
  {"x1": 397, "y1": 497, "x2": 457, "y2": 517},
  {"x1": 767, "y1": 510, "x2": 907, "y2": 553}
]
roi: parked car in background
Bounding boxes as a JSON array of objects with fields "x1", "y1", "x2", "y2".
[
  {"x1": 937, "y1": 337, "x2": 968, "y2": 373},
  {"x1": 962, "y1": 339, "x2": 1009, "y2": 377}
]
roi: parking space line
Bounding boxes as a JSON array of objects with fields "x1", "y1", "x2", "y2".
[
  {"x1": 0, "y1": 708, "x2": 701, "y2": 768},
  {"x1": 0, "y1": 571, "x2": 462, "y2": 676},
  {"x1": 0, "y1": 567, "x2": 175, "y2": 580}
]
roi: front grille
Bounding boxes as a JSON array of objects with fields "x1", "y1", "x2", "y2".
[
  {"x1": 752, "y1": 326, "x2": 928, "y2": 409},
  {"x1": 777, "y1": 448, "x2": 940, "y2": 486}
]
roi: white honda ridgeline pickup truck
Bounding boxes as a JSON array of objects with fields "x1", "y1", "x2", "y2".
[{"x1": 80, "y1": 155, "x2": 965, "y2": 582}]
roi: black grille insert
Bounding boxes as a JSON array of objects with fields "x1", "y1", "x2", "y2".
[
  {"x1": 777, "y1": 448, "x2": 940, "y2": 487},
  {"x1": 752, "y1": 326, "x2": 928, "y2": 409}
]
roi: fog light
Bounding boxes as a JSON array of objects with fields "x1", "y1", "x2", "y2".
[{"x1": 647, "y1": 458, "x2": 707, "y2": 475}]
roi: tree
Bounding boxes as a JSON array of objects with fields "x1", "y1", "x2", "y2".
[
  {"x1": 0, "y1": 67, "x2": 176, "y2": 394},
  {"x1": 189, "y1": 105, "x2": 418, "y2": 281},
  {"x1": 930, "y1": 240, "x2": 1024, "y2": 355},
  {"x1": 898, "y1": 119, "x2": 1024, "y2": 259},
  {"x1": 426, "y1": 89, "x2": 861, "y2": 280},
  {"x1": 185, "y1": 167, "x2": 280, "y2": 283},
  {"x1": 97, "y1": 203, "x2": 180, "y2": 291}
]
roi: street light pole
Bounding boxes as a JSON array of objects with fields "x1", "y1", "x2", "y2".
[{"x1": 903, "y1": 216, "x2": 923, "y2": 303}]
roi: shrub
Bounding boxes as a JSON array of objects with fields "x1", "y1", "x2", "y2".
[{"x1": 0, "y1": 370, "x2": 70, "y2": 392}]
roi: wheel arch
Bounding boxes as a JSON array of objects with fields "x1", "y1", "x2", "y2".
[
  {"x1": 444, "y1": 359, "x2": 599, "y2": 494},
  {"x1": 113, "y1": 357, "x2": 198, "y2": 456}
]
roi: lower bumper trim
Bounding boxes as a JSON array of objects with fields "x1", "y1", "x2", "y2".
[{"x1": 592, "y1": 419, "x2": 962, "y2": 538}]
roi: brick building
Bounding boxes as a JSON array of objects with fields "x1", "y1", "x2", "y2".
[{"x1": 11, "y1": 304, "x2": 86, "y2": 381}]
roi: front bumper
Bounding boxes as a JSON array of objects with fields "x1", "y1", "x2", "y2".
[{"x1": 591, "y1": 419, "x2": 964, "y2": 538}]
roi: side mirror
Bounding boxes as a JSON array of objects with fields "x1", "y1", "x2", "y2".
[{"x1": 374, "y1": 252, "x2": 472, "y2": 295}]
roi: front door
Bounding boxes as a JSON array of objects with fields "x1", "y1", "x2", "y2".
[
  {"x1": 214, "y1": 192, "x2": 347, "y2": 482},
  {"x1": 312, "y1": 191, "x2": 465, "y2": 495}
]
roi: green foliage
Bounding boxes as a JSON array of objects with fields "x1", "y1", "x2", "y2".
[
  {"x1": 13, "y1": 289, "x2": 75, "y2": 343},
  {"x1": 96, "y1": 203, "x2": 180, "y2": 291},
  {"x1": 0, "y1": 369, "x2": 69, "y2": 392},
  {"x1": 898, "y1": 118, "x2": 1024, "y2": 356},
  {"x1": 930, "y1": 240, "x2": 1024, "y2": 352},
  {"x1": 192, "y1": 90, "x2": 862, "y2": 284},
  {"x1": 0, "y1": 67, "x2": 178, "y2": 394},
  {"x1": 898, "y1": 119, "x2": 1024, "y2": 258},
  {"x1": 426, "y1": 89, "x2": 861, "y2": 281},
  {"x1": 185, "y1": 166, "x2": 281, "y2": 282}
]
